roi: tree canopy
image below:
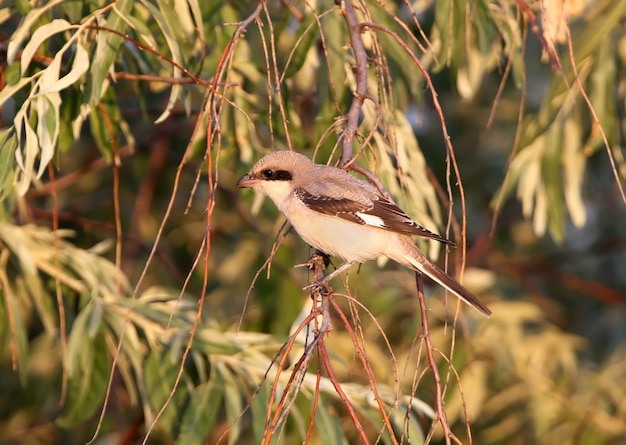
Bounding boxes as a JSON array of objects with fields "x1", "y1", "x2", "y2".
[{"x1": 1, "y1": 0, "x2": 626, "y2": 444}]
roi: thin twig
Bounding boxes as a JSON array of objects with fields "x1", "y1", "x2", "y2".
[
  {"x1": 415, "y1": 272, "x2": 457, "y2": 445},
  {"x1": 336, "y1": 0, "x2": 369, "y2": 166}
]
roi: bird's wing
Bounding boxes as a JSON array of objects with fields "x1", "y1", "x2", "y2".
[{"x1": 294, "y1": 187, "x2": 453, "y2": 245}]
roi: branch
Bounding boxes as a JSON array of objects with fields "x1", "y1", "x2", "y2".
[{"x1": 336, "y1": 0, "x2": 368, "y2": 166}]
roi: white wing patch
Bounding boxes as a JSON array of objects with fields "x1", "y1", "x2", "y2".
[{"x1": 356, "y1": 212, "x2": 386, "y2": 228}]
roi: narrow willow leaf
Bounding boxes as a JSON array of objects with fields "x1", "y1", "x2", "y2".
[
  {"x1": 177, "y1": 379, "x2": 224, "y2": 445},
  {"x1": 516, "y1": 138, "x2": 544, "y2": 220},
  {"x1": 533, "y1": 180, "x2": 548, "y2": 236},
  {"x1": 145, "y1": 0, "x2": 184, "y2": 124},
  {"x1": 0, "y1": 274, "x2": 29, "y2": 385},
  {"x1": 65, "y1": 300, "x2": 92, "y2": 376},
  {"x1": 88, "y1": 88, "x2": 122, "y2": 163},
  {"x1": 7, "y1": 0, "x2": 66, "y2": 63},
  {"x1": 37, "y1": 43, "x2": 90, "y2": 95},
  {"x1": 20, "y1": 19, "x2": 74, "y2": 75},
  {"x1": 13, "y1": 105, "x2": 39, "y2": 195},
  {"x1": 318, "y1": 9, "x2": 346, "y2": 113},
  {"x1": 0, "y1": 129, "x2": 17, "y2": 201},
  {"x1": 123, "y1": 13, "x2": 159, "y2": 50},
  {"x1": 186, "y1": 0, "x2": 204, "y2": 39},
  {"x1": 89, "y1": 0, "x2": 133, "y2": 105},
  {"x1": 250, "y1": 379, "x2": 272, "y2": 444},
  {"x1": 144, "y1": 348, "x2": 190, "y2": 435},
  {"x1": 0, "y1": 74, "x2": 34, "y2": 107},
  {"x1": 543, "y1": 122, "x2": 565, "y2": 241},
  {"x1": 314, "y1": 396, "x2": 345, "y2": 445},
  {"x1": 562, "y1": 117, "x2": 586, "y2": 227},
  {"x1": 216, "y1": 362, "x2": 243, "y2": 445},
  {"x1": 35, "y1": 94, "x2": 60, "y2": 178},
  {"x1": 283, "y1": 14, "x2": 317, "y2": 79},
  {"x1": 389, "y1": 406, "x2": 425, "y2": 444},
  {"x1": 56, "y1": 330, "x2": 110, "y2": 427}
]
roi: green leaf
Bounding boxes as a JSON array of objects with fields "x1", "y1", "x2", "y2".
[
  {"x1": 216, "y1": 363, "x2": 243, "y2": 445},
  {"x1": 543, "y1": 122, "x2": 565, "y2": 242},
  {"x1": 34, "y1": 94, "x2": 61, "y2": 178},
  {"x1": 88, "y1": 88, "x2": 121, "y2": 163},
  {"x1": 61, "y1": 0, "x2": 84, "y2": 23},
  {"x1": 7, "y1": 0, "x2": 65, "y2": 64},
  {"x1": 57, "y1": 324, "x2": 110, "y2": 427},
  {"x1": 145, "y1": 0, "x2": 185, "y2": 124},
  {"x1": 314, "y1": 396, "x2": 344, "y2": 445},
  {"x1": 38, "y1": 43, "x2": 90, "y2": 95},
  {"x1": 177, "y1": 378, "x2": 224, "y2": 445},
  {"x1": 562, "y1": 117, "x2": 586, "y2": 228},
  {"x1": 250, "y1": 379, "x2": 272, "y2": 443},
  {"x1": 144, "y1": 348, "x2": 190, "y2": 436},
  {"x1": 318, "y1": 8, "x2": 346, "y2": 110},
  {"x1": 282, "y1": 15, "x2": 317, "y2": 79},
  {"x1": 0, "y1": 129, "x2": 17, "y2": 201},
  {"x1": 389, "y1": 405, "x2": 425, "y2": 444},
  {"x1": 0, "y1": 276, "x2": 29, "y2": 385},
  {"x1": 20, "y1": 19, "x2": 74, "y2": 76},
  {"x1": 13, "y1": 104, "x2": 39, "y2": 195},
  {"x1": 88, "y1": 0, "x2": 133, "y2": 105}
]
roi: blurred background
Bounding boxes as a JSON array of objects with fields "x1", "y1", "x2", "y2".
[{"x1": 1, "y1": 0, "x2": 626, "y2": 443}]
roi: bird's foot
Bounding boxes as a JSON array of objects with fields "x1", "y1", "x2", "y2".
[{"x1": 303, "y1": 260, "x2": 355, "y2": 291}]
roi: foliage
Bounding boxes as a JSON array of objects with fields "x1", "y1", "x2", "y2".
[{"x1": 0, "y1": 0, "x2": 625, "y2": 444}]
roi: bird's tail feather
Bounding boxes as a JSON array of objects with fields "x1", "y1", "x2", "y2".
[{"x1": 400, "y1": 249, "x2": 492, "y2": 318}]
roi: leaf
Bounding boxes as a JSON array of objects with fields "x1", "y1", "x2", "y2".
[
  {"x1": 216, "y1": 362, "x2": 243, "y2": 445},
  {"x1": 20, "y1": 19, "x2": 74, "y2": 76},
  {"x1": 389, "y1": 405, "x2": 425, "y2": 444},
  {"x1": 37, "y1": 42, "x2": 90, "y2": 95},
  {"x1": 144, "y1": 348, "x2": 190, "y2": 435},
  {"x1": 282, "y1": 15, "x2": 317, "y2": 79},
  {"x1": 34, "y1": 94, "x2": 61, "y2": 178},
  {"x1": 562, "y1": 117, "x2": 586, "y2": 227},
  {"x1": 7, "y1": 0, "x2": 66, "y2": 64},
  {"x1": 543, "y1": 122, "x2": 565, "y2": 241},
  {"x1": 317, "y1": 9, "x2": 346, "y2": 117},
  {"x1": 314, "y1": 396, "x2": 344, "y2": 445},
  {"x1": 0, "y1": 129, "x2": 17, "y2": 201},
  {"x1": 250, "y1": 379, "x2": 272, "y2": 443},
  {"x1": 0, "y1": 271, "x2": 29, "y2": 385},
  {"x1": 13, "y1": 104, "x2": 39, "y2": 195},
  {"x1": 88, "y1": 0, "x2": 133, "y2": 105},
  {"x1": 146, "y1": 0, "x2": 185, "y2": 124},
  {"x1": 88, "y1": 88, "x2": 121, "y2": 163},
  {"x1": 57, "y1": 322, "x2": 110, "y2": 427},
  {"x1": 177, "y1": 378, "x2": 224, "y2": 445},
  {"x1": 185, "y1": 0, "x2": 204, "y2": 42}
]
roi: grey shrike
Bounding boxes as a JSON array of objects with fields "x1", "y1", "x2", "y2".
[{"x1": 237, "y1": 150, "x2": 491, "y2": 317}]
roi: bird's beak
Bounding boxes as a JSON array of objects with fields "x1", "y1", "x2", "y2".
[{"x1": 237, "y1": 174, "x2": 258, "y2": 188}]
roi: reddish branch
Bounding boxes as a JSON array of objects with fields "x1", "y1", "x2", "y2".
[{"x1": 415, "y1": 273, "x2": 460, "y2": 445}]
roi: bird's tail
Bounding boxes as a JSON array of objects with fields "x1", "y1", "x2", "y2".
[{"x1": 396, "y1": 245, "x2": 492, "y2": 318}]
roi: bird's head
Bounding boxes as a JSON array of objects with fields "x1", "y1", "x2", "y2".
[{"x1": 237, "y1": 151, "x2": 314, "y2": 206}]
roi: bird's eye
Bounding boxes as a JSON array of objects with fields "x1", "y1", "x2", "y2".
[{"x1": 262, "y1": 169, "x2": 274, "y2": 179}]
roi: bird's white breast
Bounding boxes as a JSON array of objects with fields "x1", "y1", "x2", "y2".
[{"x1": 280, "y1": 192, "x2": 399, "y2": 263}]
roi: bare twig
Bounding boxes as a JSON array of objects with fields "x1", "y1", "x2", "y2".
[
  {"x1": 415, "y1": 272, "x2": 459, "y2": 445},
  {"x1": 336, "y1": 0, "x2": 369, "y2": 166},
  {"x1": 331, "y1": 297, "x2": 398, "y2": 444}
]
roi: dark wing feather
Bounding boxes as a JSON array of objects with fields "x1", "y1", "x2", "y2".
[
  {"x1": 368, "y1": 199, "x2": 454, "y2": 245},
  {"x1": 295, "y1": 188, "x2": 454, "y2": 245},
  {"x1": 294, "y1": 188, "x2": 369, "y2": 225}
]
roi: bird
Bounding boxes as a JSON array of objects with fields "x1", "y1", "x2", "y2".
[{"x1": 237, "y1": 150, "x2": 491, "y2": 317}]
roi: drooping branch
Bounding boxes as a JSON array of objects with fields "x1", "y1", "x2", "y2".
[{"x1": 336, "y1": 0, "x2": 369, "y2": 166}]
